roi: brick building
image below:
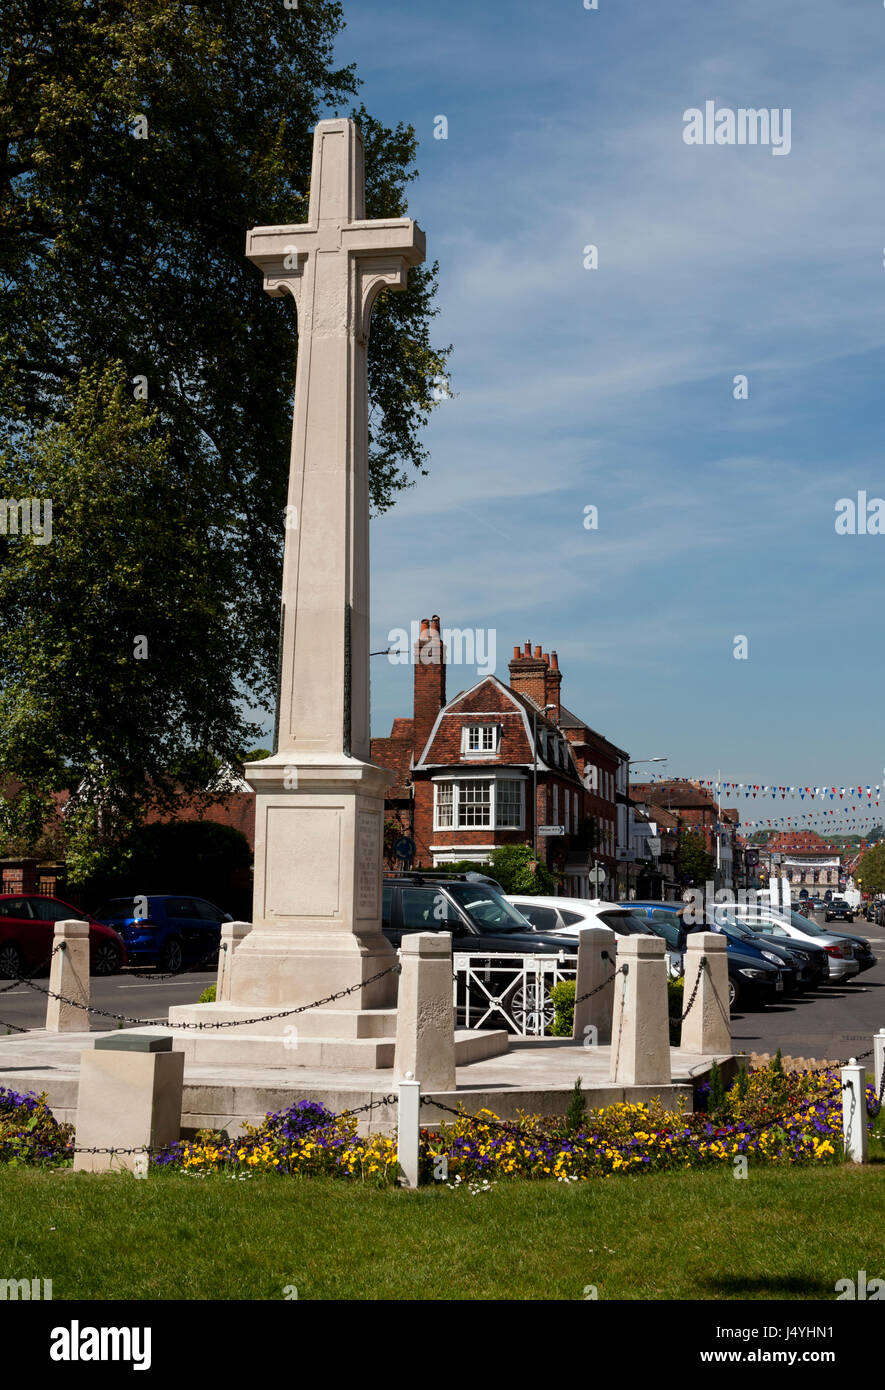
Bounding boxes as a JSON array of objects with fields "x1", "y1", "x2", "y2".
[
  {"x1": 371, "y1": 617, "x2": 627, "y2": 897},
  {"x1": 629, "y1": 780, "x2": 743, "y2": 890}
]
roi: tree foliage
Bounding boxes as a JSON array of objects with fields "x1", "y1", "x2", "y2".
[
  {"x1": 677, "y1": 830, "x2": 714, "y2": 886},
  {"x1": 857, "y1": 843, "x2": 885, "y2": 895},
  {"x1": 0, "y1": 1, "x2": 449, "y2": 872}
]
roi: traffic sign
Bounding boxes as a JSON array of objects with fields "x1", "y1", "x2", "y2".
[
  {"x1": 538, "y1": 825, "x2": 565, "y2": 837},
  {"x1": 588, "y1": 865, "x2": 606, "y2": 888},
  {"x1": 394, "y1": 836, "x2": 416, "y2": 862}
]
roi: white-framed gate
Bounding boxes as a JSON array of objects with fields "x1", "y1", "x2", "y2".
[{"x1": 453, "y1": 951, "x2": 579, "y2": 1037}]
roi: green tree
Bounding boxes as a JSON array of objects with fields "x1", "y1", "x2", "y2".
[
  {"x1": 677, "y1": 830, "x2": 714, "y2": 886},
  {"x1": 0, "y1": 2, "x2": 449, "y2": 869},
  {"x1": 486, "y1": 844, "x2": 556, "y2": 895},
  {"x1": 857, "y1": 842, "x2": 885, "y2": 894}
]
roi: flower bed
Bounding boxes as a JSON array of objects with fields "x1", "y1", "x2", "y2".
[
  {"x1": 1, "y1": 1061, "x2": 878, "y2": 1182},
  {"x1": 0, "y1": 1086, "x2": 74, "y2": 1165}
]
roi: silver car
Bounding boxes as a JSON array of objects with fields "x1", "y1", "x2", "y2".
[
  {"x1": 505, "y1": 894, "x2": 685, "y2": 979},
  {"x1": 727, "y1": 904, "x2": 859, "y2": 982}
]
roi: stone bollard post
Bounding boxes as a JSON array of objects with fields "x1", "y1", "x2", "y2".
[
  {"x1": 572, "y1": 926, "x2": 616, "y2": 1046},
  {"x1": 74, "y1": 1033, "x2": 184, "y2": 1173},
  {"x1": 840, "y1": 1059, "x2": 868, "y2": 1164},
  {"x1": 609, "y1": 935, "x2": 671, "y2": 1086},
  {"x1": 679, "y1": 931, "x2": 731, "y2": 1054},
  {"x1": 394, "y1": 931, "x2": 456, "y2": 1091},
  {"x1": 45, "y1": 921, "x2": 91, "y2": 1033},
  {"x1": 216, "y1": 922, "x2": 253, "y2": 1001},
  {"x1": 397, "y1": 1075, "x2": 421, "y2": 1189}
]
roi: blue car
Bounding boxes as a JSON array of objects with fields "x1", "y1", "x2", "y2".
[
  {"x1": 627, "y1": 901, "x2": 787, "y2": 1009},
  {"x1": 91, "y1": 895, "x2": 231, "y2": 972}
]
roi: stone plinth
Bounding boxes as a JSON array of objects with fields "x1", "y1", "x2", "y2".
[
  {"x1": 45, "y1": 921, "x2": 90, "y2": 1033},
  {"x1": 679, "y1": 931, "x2": 731, "y2": 1054},
  {"x1": 227, "y1": 756, "x2": 397, "y2": 1013},
  {"x1": 216, "y1": 921, "x2": 252, "y2": 1002},
  {"x1": 609, "y1": 934, "x2": 671, "y2": 1086},
  {"x1": 394, "y1": 932, "x2": 458, "y2": 1090},
  {"x1": 572, "y1": 926, "x2": 616, "y2": 1045},
  {"x1": 73, "y1": 1033, "x2": 184, "y2": 1173}
]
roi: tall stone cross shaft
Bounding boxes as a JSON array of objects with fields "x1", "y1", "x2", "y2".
[
  {"x1": 248, "y1": 118, "x2": 425, "y2": 762},
  {"x1": 232, "y1": 119, "x2": 425, "y2": 1010}
]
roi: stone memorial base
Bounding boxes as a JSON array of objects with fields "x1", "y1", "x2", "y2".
[{"x1": 224, "y1": 753, "x2": 398, "y2": 1012}]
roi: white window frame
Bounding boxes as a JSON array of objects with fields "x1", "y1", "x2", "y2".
[
  {"x1": 432, "y1": 775, "x2": 526, "y2": 832},
  {"x1": 461, "y1": 723, "x2": 500, "y2": 757},
  {"x1": 553, "y1": 785, "x2": 559, "y2": 825}
]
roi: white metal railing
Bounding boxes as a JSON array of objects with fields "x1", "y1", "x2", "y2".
[{"x1": 453, "y1": 951, "x2": 578, "y2": 1037}]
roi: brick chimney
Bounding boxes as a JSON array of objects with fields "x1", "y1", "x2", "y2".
[
  {"x1": 545, "y1": 651, "x2": 562, "y2": 723},
  {"x1": 508, "y1": 641, "x2": 549, "y2": 711},
  {"x1": 413, "y1": 615, "x2": 446, "y2": 756}
]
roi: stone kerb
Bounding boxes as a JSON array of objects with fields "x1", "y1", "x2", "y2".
[
  {"x1": 572, "y1": 926, "x2": 616, "y2": 1045},
  {"x1": 679, "y1": 931, "x2": 731, "y2": 1055},
  {"x1": 394, "y1": 931, "x2": 456, "y2": 1092},
  {"x1": 609, "y1": 934, "x2": 671, "y2": 1086},
  {"x1": 45, "y1": 920, "x2": 90, "y2": 1033}
]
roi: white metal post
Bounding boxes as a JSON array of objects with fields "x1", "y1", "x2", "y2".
[
  {"x1": 874, "y1": 1029, "x2": 885, "y2": 1103},
  {"x1": 397, "y1": 1076, "x2": 421, "y2": 1188},
  {"x1": 841, "y1": 1060, "x2": 869, "y2": 1164}
]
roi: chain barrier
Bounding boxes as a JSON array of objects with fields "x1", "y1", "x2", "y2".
[
  {"x1": 420, "y1": 1094, "x2": 550, "y2": 1141},
  {"x1": 8, "y1": 961, "x2": 401, "y2": 1030},
  {"x1": 573, "y1": 963, "x2": 625, "y2": 1006},
  {"x1": 0, "y1": 945, "x2": 63, "y2": 996},
  {"x1": 65, "y1": 1092, "x2": 404, "y2": 1156},
  {"x1": 123, "y1": 941, "x2": 224, "y2": 982},
  {"x1": 679, "y1": 958, "x2": 705, "y2": 1023}
]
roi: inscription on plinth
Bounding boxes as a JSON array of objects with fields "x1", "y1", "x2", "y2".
[{"x1": 356, "y1": 810, "x2": 381, "y2": 918}]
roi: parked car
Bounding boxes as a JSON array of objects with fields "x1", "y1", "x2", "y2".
[
  {"x1": 506, "y1": 894, "x2": 684, "y2": 977},
  {"x1": 382, "y1": 875, "x2": 584, "y2": 1032},
  {"x1": 863, "y1": 902, "x2": 878, "y2": 922},
  {"x1": 0, "y1": 894, "x2": 126, "y2": 978},
  {"x1": 795, "y1": 900, "x2": 811, "y2": 919},
  {"x1": 629, "y1": 901, "x2": 787, "y2": 1009},
  {"x1": 91, "y1": 895, "x2": 230, "y2": 972},
  {"x1": 726, "y1": 905, "x2": 861, "y2": 982},
  {"x1": 825, "y1": 898, "x2": 855, "y2": 923},
  {"x1": 708, "y1": 908, "x2": 828, "y2": 990}
]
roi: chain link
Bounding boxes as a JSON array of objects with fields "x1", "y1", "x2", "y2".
[
  {"x1": 679, "y1": 958, "x2": 705, "y2": 1023},
  {"x1": 8, "y1": 961, "x2": 401, "y2": 1030},
  {"x1": 0, "y1": 944, "x2": 63, "y2": 996},
  {"x1": 573, "y1": 964, "x2": 624, "y2": 1006}
]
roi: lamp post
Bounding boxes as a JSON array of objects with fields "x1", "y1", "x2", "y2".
[
  {"x1": 626, "y1": 756, "x2": 668, "y2": 900},
  {"x1": 532, "y1": 703, "x2": 559, "y2": 861}
]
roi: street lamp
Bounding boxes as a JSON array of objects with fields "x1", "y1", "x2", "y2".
[{"x1": 532, "y1": 703, "x2": 559, "y2": 860}]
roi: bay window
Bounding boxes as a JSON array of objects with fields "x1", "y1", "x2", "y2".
[{"x1": 433, "y1": 777, "x2": 525, "y2": 831}]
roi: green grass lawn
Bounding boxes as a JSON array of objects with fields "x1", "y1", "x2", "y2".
[{"x1": 1, "y1": 1163, "x2": 883, "y2": 1300}]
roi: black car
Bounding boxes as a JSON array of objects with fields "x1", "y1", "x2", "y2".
[
  {"x1": 381, "y1": 874, "x2": 615, "y2": 1032},
  {"x1": 825, "y1": 899, "x2": 855, "y2": 923},
  {"x1": 711, "y1": 911, "x2": 829, "y2": 990}
]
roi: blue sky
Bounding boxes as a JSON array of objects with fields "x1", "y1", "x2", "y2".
[{"x1": 325, "y1": 0, "x2": 885, "y2": 828}]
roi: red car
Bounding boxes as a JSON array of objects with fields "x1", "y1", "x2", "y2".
[{"x1": 0, "y1": 894, "x2": 126, "y2": 978}]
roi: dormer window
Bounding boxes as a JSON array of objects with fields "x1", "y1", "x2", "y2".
[{"x1": 462, "y1": 724, "x2": 499, "y2": 756}]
